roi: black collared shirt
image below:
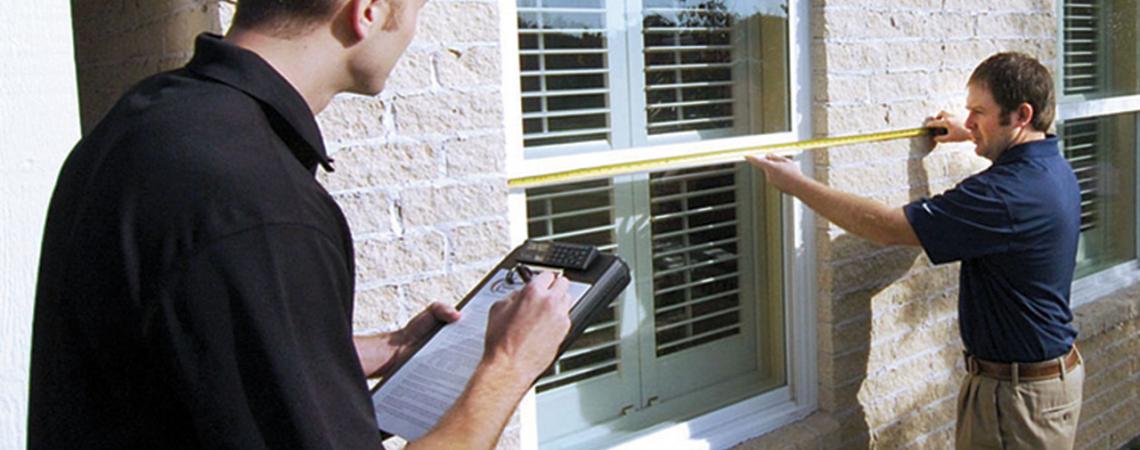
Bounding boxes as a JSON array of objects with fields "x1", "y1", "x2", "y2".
[
  {"x1": 29, "y1": 34, "x2": 382, "y2": 449},
  {"x1": 904, "y1": 137, "x2": 1080, "y2": 363}
]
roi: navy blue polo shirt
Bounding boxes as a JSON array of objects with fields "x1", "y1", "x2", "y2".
[{"x1": 904, "y1": 136, "x2": 1080, "y2": 363}]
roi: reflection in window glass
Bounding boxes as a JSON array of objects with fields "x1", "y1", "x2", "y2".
[
  {"x1": 1061, "y1": 113, "x2": 1138, "y2": 277},
  {"x1": 1063, "y1": 0, "x2": 1139, "y2": 97},
  {"x1": 517, "y1": 0, "x2": 790, "y2": 150}
]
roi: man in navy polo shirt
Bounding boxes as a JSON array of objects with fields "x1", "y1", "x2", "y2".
[{"x1": 747, "y1": 52, "x2": 1083, "y2": 449}]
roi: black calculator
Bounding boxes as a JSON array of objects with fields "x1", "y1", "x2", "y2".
[{"x1": 514, "y1": 240, "x2": 599, "y2": 271}]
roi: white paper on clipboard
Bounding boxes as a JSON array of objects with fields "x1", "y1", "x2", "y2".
[{"x1": 372, "y1": 268, "x2": 591, "y2": 441}]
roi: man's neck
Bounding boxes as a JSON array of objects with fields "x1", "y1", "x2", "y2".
[
  {"x1": 993, "y1": 128, "x2": 1048, "y2": 161},
  {"x1": 223, "y1": 28, "x2": 345, "y2": 114}
]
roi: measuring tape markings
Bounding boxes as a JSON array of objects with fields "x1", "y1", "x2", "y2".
[{"x1": 508, "y1": 127, "x2": 940, "y2": 189}]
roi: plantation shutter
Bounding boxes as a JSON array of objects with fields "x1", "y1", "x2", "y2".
[
  {"x1": 1063, "y1": 0, "x2": 1101, "y2": 95},
  {"x1": 518, "y1": 0, "x2": 614, "y2": 148},
  {"x1": 649, "y1": 164, "x2": 745, "y2": 356},
  {"x1": 528, "y1": 179, "x2": 643, "y2": 442},
  {"x1": 637, "y1": 163, "x2": 761, "y2": 406},
  {"x1": 527, "y1": 180, "x2": 623, "y2": 392},
  {"x1": 641, "y1": 1, "x2": 738, "y2": 135},
  {"x1": 1062, "y1": 118, "x2": 1100, "y2": 233}
]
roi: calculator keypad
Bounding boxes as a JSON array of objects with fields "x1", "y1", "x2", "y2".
[{"x1": 517, "y1": 241, "x2": 598, "y2": 271}]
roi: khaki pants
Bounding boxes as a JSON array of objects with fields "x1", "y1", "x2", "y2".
[{"x1": 956, "y1": 357, "x2": 1084, "y2": 449}]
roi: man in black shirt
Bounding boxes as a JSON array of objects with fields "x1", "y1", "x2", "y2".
[{"x1": 29, "y1": 0, "x2": 572, "y2": 448}]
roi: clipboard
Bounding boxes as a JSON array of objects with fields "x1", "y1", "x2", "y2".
[{"x1": 370, "y1": 240, "x2": 631, "y2": 441}]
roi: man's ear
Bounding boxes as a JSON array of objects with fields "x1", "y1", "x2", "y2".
[
  {"x1": 1014, "y1": 102, "x2": 1035, "y2": 128},
  {"x1": 348, "y1": 0, "x2": 391, "y2": 40}
]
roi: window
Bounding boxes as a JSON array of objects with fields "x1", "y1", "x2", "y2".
[
  {"x1": 1062, "y1": 0, "x2": 1139, "y2": 98},
  {"x1": 1060, "y1": 0, "x2": 1140, "y2": 302},
  {"x1": 517, "y1": 0, "x2": 789, "y2": 155},
  {"x1": 1060, "y1": 114, "x2": 1137, "y2": 278},
  {"x1": 512, "y1": 0, "x2": 801, "y2": 447}
]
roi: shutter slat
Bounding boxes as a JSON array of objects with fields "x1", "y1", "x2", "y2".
[
  {"x1": 646, "y1": 80, "x2": 735, "y2": 91},
  {"x1": 657, "y1": 323, "x2": 741, "y2": 354},
  {"x1": 654, "y1": 236, "x2": 740, "y2": 258},
  {"x1": 648, "y1": 116, "x2": 735, "y2": 128},
  {"x1": 527, "y1": 204, "x2": 615, "y2": 223},
  {"x1": 656, "y1": 306, "x2": 741, "y2": 332},
  {"x1": 521, "y1": 68, "x2": 610, "y2": 77},
  {"x1": 523, "y1": 107, "x2": 610, "y2": 119},
  {"x1": 654, "y1": 254, "x2": 738, "y2": 278},
  {"x1": 651, "y1": 202, "x2": 738, "y2": 222},
  {"x1": 523, "y1": 127, "x2": 611, "y2": 141},
  {"x1": 646, "y1": 98, "x2": 736, "y2": 109},
  {"x1": 521, "y1": 87, "x2": 610, "y2": 98},
  {"x1": 651, "y1": 219, "x2": 736, "y2": 240},
  {"x1": 655, "y1": 289, "x2": 740, "y2": 314},
  {"x1": 651, "y1": 184, "x2": 737, "y2": 202}
]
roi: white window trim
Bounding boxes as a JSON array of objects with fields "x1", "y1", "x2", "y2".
[
  {"x1": 500, "y1": 1, "x2": 817, "y2": 448},
  {"x1": 1059, "y1": 95, "x2": 1140, "y2": 121}
]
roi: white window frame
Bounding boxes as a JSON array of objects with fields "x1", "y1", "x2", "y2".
[
  {"x1": 1056, "y1": 0, "x2": 1140, "y2": 309},
  {"x1": 499, "y1": 1, "x2": 818, "y2": 448},
  {"x1": 1061, "y1": 98, "x2": 1140, "y2": 308}
]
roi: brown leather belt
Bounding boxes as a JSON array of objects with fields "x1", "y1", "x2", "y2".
[{"x1": 963, "y1": 346, "x2": 1081, "y2": 382}]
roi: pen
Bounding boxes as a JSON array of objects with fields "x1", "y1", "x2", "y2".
[{"x1": 516, "y1": 264, "x2": 534, "y2": 283}]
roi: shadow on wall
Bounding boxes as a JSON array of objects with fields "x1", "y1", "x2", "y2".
[
  {"x1": 69, "y1": 0, "x2": 224, "y2": 134},
  {"x1": 825, "y1": 136, "x2": 940, "y2": 449}
]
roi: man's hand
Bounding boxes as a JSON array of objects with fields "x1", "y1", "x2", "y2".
[
  {"x1": 483, "y1": 271, "x2": 573, "y2": 383},
  {"x1": 406, "y1": 271, "x2": 573, "y2": 450},
  {"x1": 925, "y1": 110, "x2": 971, "y2": 144},
  {"x1": 745, "y1": 153, "x2": 806, "y2": 194},
  {"x1": 355, "y1": 302, "x2": 461, "y2": 379}
]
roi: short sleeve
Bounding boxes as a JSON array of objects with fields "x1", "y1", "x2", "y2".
[
  {"x1": 903, "y1": 175, "x2": 1015, "y2": 264},
  {"x1": 146, "y1": 224, "x2": 382, "y2": 449}
]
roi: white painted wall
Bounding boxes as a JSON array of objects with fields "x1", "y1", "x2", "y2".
[{"x1": 0, "y1": 2, "x2": 81, "y2": 448}]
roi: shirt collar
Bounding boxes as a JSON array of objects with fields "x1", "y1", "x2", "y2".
[
  {"x1": 185, "y1": 33, "x2": 334, "y2": 173},
  {"x1": 994, "y1": 135, "x2": 1060, "y2": 166}
]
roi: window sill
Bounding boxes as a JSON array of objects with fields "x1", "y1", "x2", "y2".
[
  {"x1": 606, "y1": 388, "x2": 817, "y2": 450},
  {"x1": 1072, "y1": 281, "x2": 1140, "y2": 338}
]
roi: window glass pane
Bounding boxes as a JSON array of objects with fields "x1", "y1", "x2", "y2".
[
  {"x1": 526, "y1": 180, "x2": 623, "y2": 391},
  {"x1": 1061, "y1": 112, "x2": 1138, "y2": 277},
  {"x1": 1063, "y1": 0, "x2": 1139, "y2": 96},
  {"x1": 642, "y1": 0, "x2": 790, "y2": 137},
  {"x1": 650, "y1": 164, "x2": 743, "y2": 356},
  {"x1": 518, "y1": 0, "x2": 612, "y2": 148}
]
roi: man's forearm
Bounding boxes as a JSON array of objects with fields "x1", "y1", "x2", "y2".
[
  {"x1": 785, "y1": 175, "x2": 920, "y2": 246},
  {"x1": 407, "y1": 356, "x2": 534, "y2": 450},
  {"x1": 353, "y1": 333, "x2": 397, "y2": 378}
]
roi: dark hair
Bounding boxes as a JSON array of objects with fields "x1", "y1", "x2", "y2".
[
  {"x1": 232, "y1": 0, "x2": 344, "y2": 35},
  {"x1": 968, "y1": 52, "x2": 1055, "y2": 131}
]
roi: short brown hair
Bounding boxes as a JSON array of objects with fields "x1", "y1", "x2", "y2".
[
  {"x1": 968, "y1": 52, "x2": 1056, "y2": 132},
  {"x1": 232, "y1": 0, "x2": 345, "y2": 36}
]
